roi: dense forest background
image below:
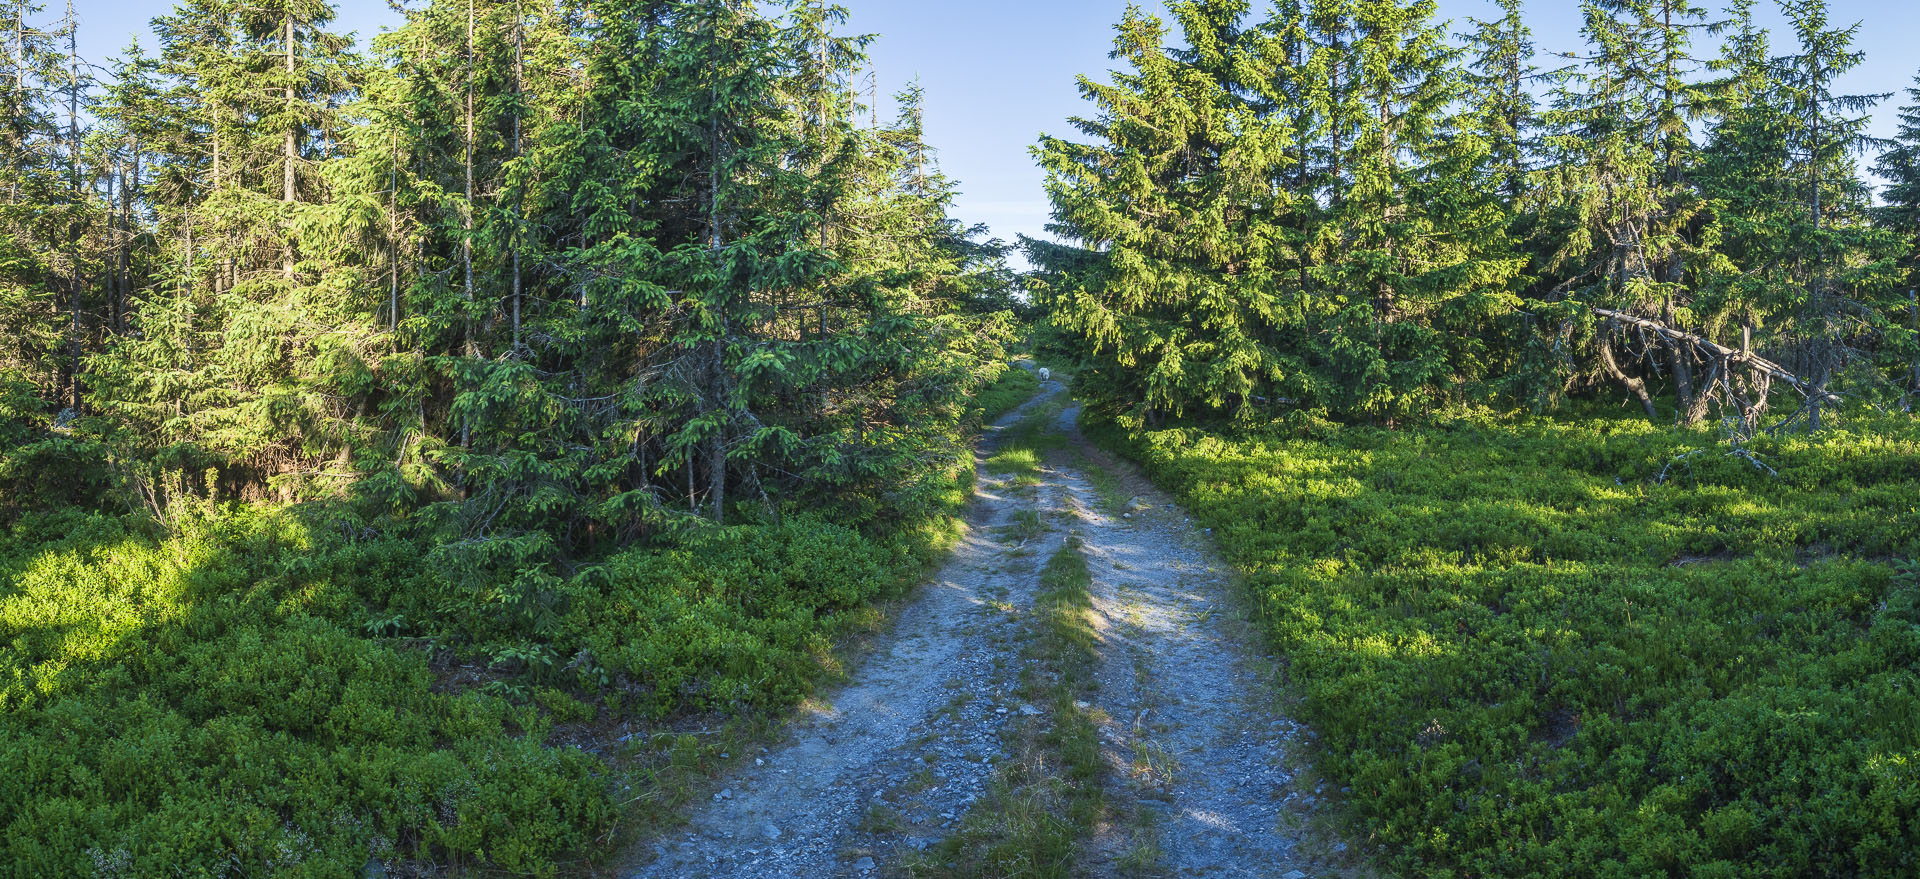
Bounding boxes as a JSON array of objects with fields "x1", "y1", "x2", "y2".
[
  {"x1": 1032, "y1": 0, "x2": 1920, "y2": 434},
  {"x1": 0, "y1": 0, "x2": 1023, "y2": 528}
]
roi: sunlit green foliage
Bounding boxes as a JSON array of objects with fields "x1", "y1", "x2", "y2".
[
  {"x1": 1099, "y1": 411, "x2": 1920, "y2": 877},
  {"x1": 0, "y1": 509, "x2": 613, "y2": 877},
  {"x1": 0, "y1": 434, "x2": 983, "y2": 874},
  {"x1": 1033, "y1": 0, "x2": 1523, "y2": 426}
]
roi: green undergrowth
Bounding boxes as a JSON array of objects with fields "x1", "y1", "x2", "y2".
[
  {"x1": 0, "y1": 380, "x2": 1042, "y2": 877},
  {"x1": 1093, "y1": 411, "x2": 1920, "y2": 878},
  {"x1": 910, "y1": 533, "x2": 1105, "y2": 878},
  {"x1": 976, "y1": 365, "x2": 1043, "y2": 425}
]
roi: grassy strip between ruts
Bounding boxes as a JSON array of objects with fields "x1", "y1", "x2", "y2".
[
  {"x1": 1090, "y1": 410, "x2": 1920, "y2": 879},
  {"x1": 904, "y1": 527, "x2": 1105, "y2": 879},
  {"x1": 898, "y1": 394, "x2": 1108, "y2": 877}
]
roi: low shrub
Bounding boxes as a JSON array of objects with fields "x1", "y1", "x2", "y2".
[
  {"x1": 1096, "y1": 412, "x2": 1920, "y2": 878},
  {"x1": 0, "y1": 512, "x2": 613, "y2": 878},
  {"x1": 0, "y1": 449, "x2": 980, "y2": 877}
]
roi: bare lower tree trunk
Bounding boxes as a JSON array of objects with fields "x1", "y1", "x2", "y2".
[
  {"x1": 64, "y1": 0, "x2": 81, "y2": 412},
  {"x1": 7, "y1": 11, "x2": 22, "y2": 206},
  {"x1": 511, "y1": 0, "x2": 523, "y2": 355},
  {"x1": 462, "y1": 0, "x2": 476, "y2": 357},
  {"x1": 210, "y1": 106, "x2": 227, "y2": 299},
  {"x1": 1664, "y1": 299, "x2": 1699, "y2": 425},
  {"x1": 389, "y1": 136, "x2": 400, "y2": 331},
  {"x1": 706, "y1": 23, "x2": 727, "y2": 522},
  {"x1": 1599, "y1": 337, "x2": 1659, "y2": 420},
  {"x1": 283, "y1": 12, "x2": 298, "y2": 280},
  {"x1": 1684, "y1": 358, "x2": 1720, "y2": 426},
  {"x1": 105, "y1": 165, "x2": 120, "y2": 333},
  {"x1": 118, "y1": 152, "x2": 136, "y2": 333}
]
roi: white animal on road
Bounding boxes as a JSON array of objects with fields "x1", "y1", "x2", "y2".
[{"x1": 1038, "y1": 367, "x2": 1051, "y2": 383}]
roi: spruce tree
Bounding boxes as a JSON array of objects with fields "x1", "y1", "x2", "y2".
[
  {"x1": 1873, "y1": 70, "x2": 1920, "y2": 396},
  {"x1": 1876, "y1": 72, "x2": 1920, "y2": 269},
  {"x1": 1536, "y1": 0, "x2": 1718, "y2": 422},
  {"x1": 1463, "y1": 0, "x2": 1535, "y2": 205},
  {"x1": 1771, "y1": 0, "x2": 1897, "y2": 424},
  {"x1": 0, "y1": 0, "x2": 65, "y2": 419},
  {"x1": 1693, "y1": 0, "x2": 1791, "y2": 423},
  {"x1": 92, "y1": 0, "x2": 362, "y2": 499},
  {"x1": 1035, "y1": 2, "x2": 1293, "y2": 423},
  {"x1": 1304, "y1": 0, "x2": 1523, "y2": 422}
]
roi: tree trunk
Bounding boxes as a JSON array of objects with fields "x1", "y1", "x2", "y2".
[
  {"x1": 1683, "y1": 358, "x2": 1719, "y2": 426},
  {"x1": 389, "y1": 136, "x2": 400, "y2": 331},
  {"x1": 1666, "y1": 305, "x2": 1699, "y2": 424},
  {"x1": 7, "y1": 11, "x2": 22, "y2": 206},
  {"x1": 64, "y1": 0, "x2": 81, "y2": 412},
  {"x1": 511, "y1": 0, "x2": 523, "y2": 355},
  {"x1": 211, "y1": 102, "x2": 225, "y2": 298},
  {"x1": 118, "y1": 151, "x2": 136, "y2": 334},
  {"x1": 462, "y1": 0, "x2": 477, "y2": 357},
  {"x1": 283, "y1": 12, "x2": 298, "y2": 280},
  {"x1": 706, "y1": 20, "x2": 727, "y2": 522},
  {"x1": 1599, "y1": 337, "x2": 1659, "y2": 421}
]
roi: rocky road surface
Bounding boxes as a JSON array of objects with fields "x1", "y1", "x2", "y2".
[{"x1": 625, "y1": 383, "x2": 1362, "y2": 878}]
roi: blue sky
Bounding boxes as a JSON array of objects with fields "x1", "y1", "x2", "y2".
[{"x1": 68, "y1": 0, "x2": 1920, "y2": 251}]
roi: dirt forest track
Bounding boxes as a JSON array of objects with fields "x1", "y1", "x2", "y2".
[{"x1": 623, "y1": 383, "x2": 1364, "y2": 878}]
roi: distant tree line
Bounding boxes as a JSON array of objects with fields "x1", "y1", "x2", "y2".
[
  {"x1": 1034, "y1": 0, "x2": 1920, "y2": 432},
  {"x1": 0, "y1": 0, "x2": 1018, "y2": 539}
]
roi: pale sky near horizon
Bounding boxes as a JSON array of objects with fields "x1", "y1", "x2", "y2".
[{"x1": 61, "y1": 0, "x2": 1920, "y2": 255}]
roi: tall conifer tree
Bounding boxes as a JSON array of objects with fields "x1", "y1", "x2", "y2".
[{"x1": 1035, "y1": 2, "x2": 1295, "y2": 423}]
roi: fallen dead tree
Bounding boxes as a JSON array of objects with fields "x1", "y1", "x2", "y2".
[{"x1": 1592, "y1": 307, "x2": 1838, "y2": 433}]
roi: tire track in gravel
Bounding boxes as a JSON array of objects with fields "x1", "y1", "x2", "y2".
[
  {"x1": 1046, "y1": 401, "x2": 1364, "y2": 879},
  {"x1": 624, "y1": 383, "x2": 1074, "y2": 879}
]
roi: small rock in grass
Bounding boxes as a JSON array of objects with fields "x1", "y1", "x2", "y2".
[
  {"x1": 714, "y1": 788, "x2": 732, "y2": 801},
  {"x1": 1073, "y1": 700, "x2": 1091, "y2": 710},
  {"x1": 1018, "y1": 703, "x2": 1041, "y2": 716},
  {"x1": 854, "y1": 856, "x2": 876, "y2": 872}
]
